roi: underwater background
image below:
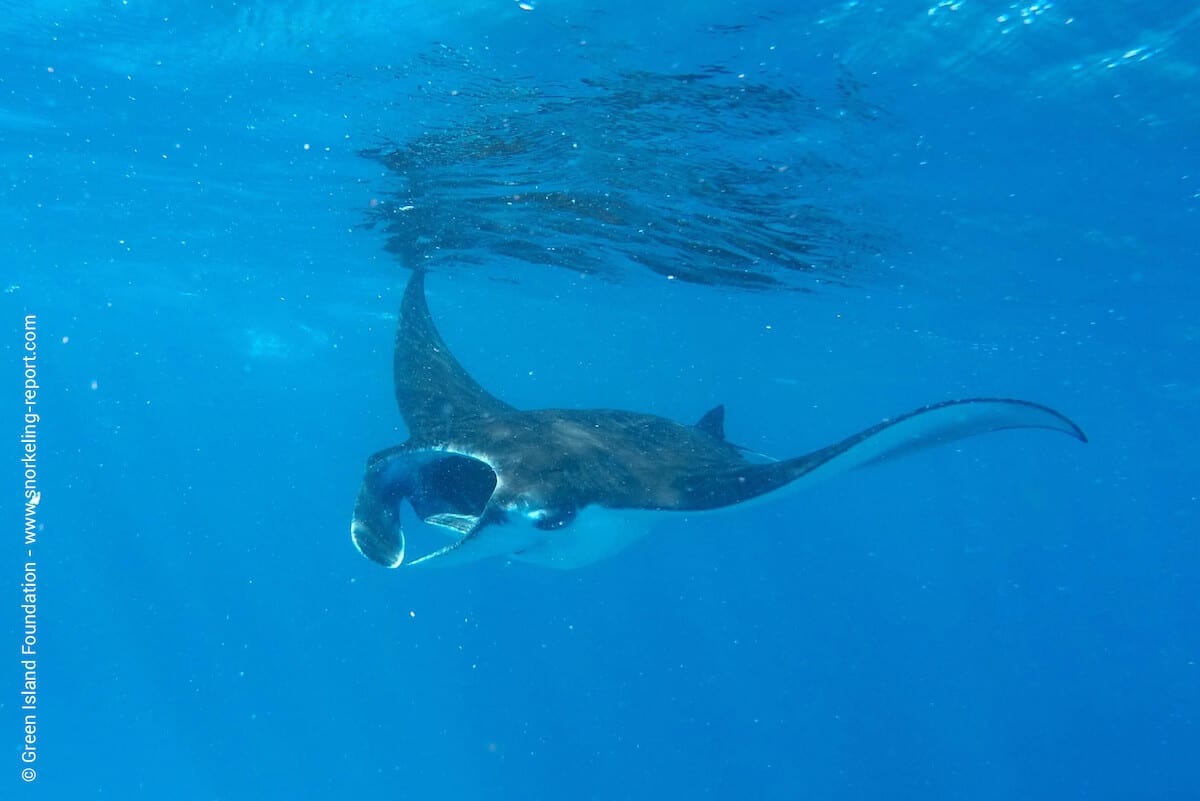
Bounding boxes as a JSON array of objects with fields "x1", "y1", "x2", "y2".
[{"x1": 3, "y1": 0, "x2": 1197, "y2": 798}]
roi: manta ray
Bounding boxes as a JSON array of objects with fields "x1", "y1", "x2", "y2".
[{"x1": 352, "y1": 271, "x2": 1086, "y2": 569}]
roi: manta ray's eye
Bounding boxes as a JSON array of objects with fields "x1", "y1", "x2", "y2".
[{"x1": 533, "y1": 507, "x2": 576, "y2": 531}]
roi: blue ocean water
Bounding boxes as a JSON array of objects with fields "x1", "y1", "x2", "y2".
[{"x1": 3, "y1": 1, "x2": 1198, "y2": 798}]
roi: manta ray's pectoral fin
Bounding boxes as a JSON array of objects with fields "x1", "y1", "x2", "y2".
[
  {"x1": 351, "y1": 446, "x2": 498, "y2": 567},
  {"x1": 781, "y1": 397, "x2": 1086, "y2": 488},
  {"x1": 688, "y1": 398, "x2": 1086, "y2": 509}
]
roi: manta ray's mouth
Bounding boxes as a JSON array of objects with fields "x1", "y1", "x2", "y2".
[{"x1": 351, "y1": 448, "x2": 497, "y2": 567}]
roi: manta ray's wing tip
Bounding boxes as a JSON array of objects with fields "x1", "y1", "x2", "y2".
[{"x1": 987, "y1": 397, "x2": 1088, "y2": 444}]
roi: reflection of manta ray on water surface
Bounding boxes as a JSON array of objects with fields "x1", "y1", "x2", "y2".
[{"x1": 351, "y1": 270, "x2": 1087, "y2": 570}]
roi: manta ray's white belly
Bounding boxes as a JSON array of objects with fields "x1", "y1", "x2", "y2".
[
  {"x1": 415, "y1": 501, "x2": 771, "y2": 570},
  {"x1": 508, "y1": 506, "x2": 667, "y2": 569}
]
